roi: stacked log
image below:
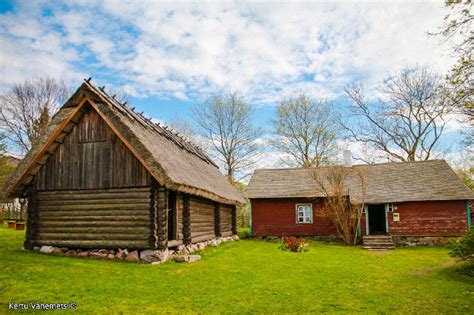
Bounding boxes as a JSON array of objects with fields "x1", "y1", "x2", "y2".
[{"x1": 34, "y1": 187, "x2": 151, "y2": 249}]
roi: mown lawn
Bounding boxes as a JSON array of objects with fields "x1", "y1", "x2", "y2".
[{"x1": 0, "y1": 226, "x2": 473, "y2": 314}]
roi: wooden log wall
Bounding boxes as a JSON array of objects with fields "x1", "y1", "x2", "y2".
[
  {"x1": 231, "y1": 205, "x2": 237, "y2": 235},
  {"x1": 220, "y1": 204, "x2": 233, "y2": 237},
  {"x1": 34, "y1": 187, "x2": 151, "y2": 249},
  {"x1": 173, "y1": 193, "x2": 184, "y2": 242},
  {"x1": 149, "y1": 179, "x2": 158, "y2": 249},
  {"x1": 24, "y1": 180, "x2": 38, "y2": 250},
  {"x1": 35, "y1": 106, "x2": 150, "y2": 191},
  {"x1": 214, "y1": 203, "x2": 221, "y2": 238},
  {"x1": 183, "y1": 194, "x2": 191, "y2": 244},
  {"x1": 156, "y1": 186, "x2": 168, "y2": 249},
  {"x1": 189, "y1": 197, "x2": 216, "y2": 243}
]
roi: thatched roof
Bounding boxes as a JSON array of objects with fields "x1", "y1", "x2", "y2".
[
  {"x1": 245, "y1": 160, "x2": 473, "y2": 204},
  {"x1": 4, "y1": 80, "x2": 244, "y2": 206}
]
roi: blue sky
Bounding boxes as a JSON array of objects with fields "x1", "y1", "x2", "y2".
[{"x1": 0, "y1": 0, "x2": 468, "y2": 169}]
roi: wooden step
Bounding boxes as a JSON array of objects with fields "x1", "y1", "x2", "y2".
[{"x1": 362, "y1": 235, "x2": 394, "y2": 250}]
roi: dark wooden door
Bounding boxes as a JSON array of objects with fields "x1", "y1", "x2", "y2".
[
  {"x1": 168, "y1": 191, "x2": 177, "y2": 241},
  {"x1": 368, "y1": 204, "x2": 386, "y2": 234}
]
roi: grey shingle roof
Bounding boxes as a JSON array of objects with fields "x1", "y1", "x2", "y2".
[{"x1": 244, "y1": 160, "x2": 473, "y2": 203}]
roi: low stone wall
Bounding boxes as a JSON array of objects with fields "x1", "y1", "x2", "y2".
[
  {"x1": 392, "y1": 235, "x2": 457, "y2": 247},
  {"x1": 31, "y1": 235, "x2": 239, "y2": 264}
]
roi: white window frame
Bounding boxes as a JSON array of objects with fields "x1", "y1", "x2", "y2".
[
  {"x1": 386, "y1": 203, "x2": 395, "y2": 212},
  {"x1": 296, "y1": 204, "x2": 313, "y2": 224}
]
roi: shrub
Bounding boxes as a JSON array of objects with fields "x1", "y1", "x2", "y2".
[
  {"x1": 279, "y1": 236, "x2": 307, "y2": 252},
  {"x1": 449, "y1": 227, "x2": 474, "y2": 263},
  {"x1": 237, "y1": 228, "x2": 251, "y2": 239}
]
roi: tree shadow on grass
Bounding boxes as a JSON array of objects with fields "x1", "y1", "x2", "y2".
[{"x1": 437, "y1": 261, "x2": 474, "y2": 285}]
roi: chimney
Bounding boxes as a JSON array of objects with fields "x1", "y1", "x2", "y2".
[{"x1": 343, "y1": 150, "x2": 352, "y2": 167}]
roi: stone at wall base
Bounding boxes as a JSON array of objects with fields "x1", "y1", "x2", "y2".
[
  {"x1": 174, "y1": 255, "x2": 201, "y2": 263},
  {"x1": 392, "y1": 236, "x2": 456, "y2": 247}
]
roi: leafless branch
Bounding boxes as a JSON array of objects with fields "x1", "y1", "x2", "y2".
[{"x1": 0, "y1": 77, "x2": 69, "y2": 155}]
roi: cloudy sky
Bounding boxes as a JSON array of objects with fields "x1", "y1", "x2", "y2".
[{"x1": 0, "y1": 0, "x2": 467, "y2": 169}]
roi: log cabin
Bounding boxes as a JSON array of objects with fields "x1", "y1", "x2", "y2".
[
  {"x1": 245, "y1": 159, "x2": 473, "y2": 246},
  {"x1": 4, "y1": 80, "x2": 244, "y2": 250}
]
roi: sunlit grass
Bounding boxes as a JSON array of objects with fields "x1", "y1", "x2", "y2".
[{"x1": 0, "y1": 225, "x2": 472, "y2": 313}]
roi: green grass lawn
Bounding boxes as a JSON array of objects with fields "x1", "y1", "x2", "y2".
[{"x1": 0, "y1": 226, "x2": 473, "y2": 314}]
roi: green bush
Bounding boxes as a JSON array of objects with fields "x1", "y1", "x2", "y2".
[
  {"x1": 449, "y1": 227, "x2": 474, "y2": 263},
  {"x1": 237, "y1": 227, "x2": 251, "y2": 239}
]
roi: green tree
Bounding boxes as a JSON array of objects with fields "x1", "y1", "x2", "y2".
[
  {"x1": 271, "y1": 94, "x2": 339, "y2": 167},
  {"x1": 234, "y1": 182, "x2": 250, "y2": 228},
  {"x1": 454, "y1": 166, "x2": 473, "y2": 189},
  {"x1": 193, "y1": 93, "x2": 262, "y2": 183},
  {"x1": 433, "y1": 0, "x2": 473, "y2": 118},
  {"x1": 0, "y1": 137, "x2": 19, "y2": 222}
]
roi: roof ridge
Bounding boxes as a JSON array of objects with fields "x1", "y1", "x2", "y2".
[
  {"x1": 254, "y1": 159, "x2": 447, "y2": 172},
  {"x1": 83, "y1": 79, "x2": 218, "y2": 168}
]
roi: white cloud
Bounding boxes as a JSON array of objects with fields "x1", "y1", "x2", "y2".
[{"x1": 0, "y1": 1, "x2": 458, "y2": 104}]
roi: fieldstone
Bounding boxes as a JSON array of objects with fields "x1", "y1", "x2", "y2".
[
  {"x1": 187, "y1": 244, "x2": 198, "y2": 253},
  {"x1": 39, "y1": 246, "x2": 54, "y2": 253},
  {"x1": 64, "y1": 250, "x2": 77, "y2": 256},
  {"x1": 115, "y1": 251, "x2": 126, "y2": 260},
  {"x1": 33, "y1": 246, "x2": 40, "y2": 251},
  {"x1": 174, "y1": 255, "x2": 201, "y2": 263},
  {"x1": 140, "y1": 250, "x2": 157, "y2": 263},
  {"x1": 232, "y1": 235, "x2": 240, "y2": 241},
  {"x1": 78, "y1": 251, "x2": 89, "y2": 257},
  {"x1": 125, "y1": 250, "x2": 140, "y2": 262},
  {"x1": 197, "y1": 242, "x2": 206, "y2": 250},
  {"x1": 107, "y1": 253, "x2": 115, "y2": 260},
  {"x1": 176, "y1": 245, "x2": 188, "y2": 255},
  {"x1": 51, "y1": 247, "x2": 64, "y2": 254},
  {"x1": 61, "y1": 247, "x2": 69, "y2": 253},
  {"x1": 140, "y1": 249, "x2": 170, "y2": 263},
  {"x1": 98, "y1": 249, "x2": 108, "y2": 254},
  {"x1": 90, "y1": 252, "x2": 108, "y2": 259}
]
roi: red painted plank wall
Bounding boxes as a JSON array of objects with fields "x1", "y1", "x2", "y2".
[
  {"x1": 251, "y1": 198, "x2": 337, "y2": 237},
  {"x1": 387, "y1": 200, "x2": 467, "y2": 236},
  {"x1": 252, "y1": 198, "x2": 468, "y2": 237}
]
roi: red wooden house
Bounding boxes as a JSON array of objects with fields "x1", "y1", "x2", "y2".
[{"x1": 245, "y1": 160, "x2": 473, "y2": 246}]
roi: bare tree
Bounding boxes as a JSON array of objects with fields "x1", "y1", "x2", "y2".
[
  {"x1": 343, "y1": 68, "x2": 451, "y2": 162},
  {"x1": 312, "y1": 167, "x2": 367, "y2": 246},
  {"x1": 169, "y1": 117, "x2": 196, "y2": 141},
  {"x1": 0, "y1": 77, "x2": 69, "y2": 155},
  {"x1": 271, "y1": 94, "x2": 340, "y2": 167},
  {"x1": 193, "y1": 93, "x2": 262, "y2": 183}
]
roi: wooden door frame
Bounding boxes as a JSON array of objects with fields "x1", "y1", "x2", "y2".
[{"x1": 365, "y1": 204, "x2": 389, "y2": 236}]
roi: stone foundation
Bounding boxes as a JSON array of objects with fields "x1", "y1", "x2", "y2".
[
  {"x1": 392, "y1": 235, "x2": 458, "y2": 247},
  {"x1": 31, "y1": 235, "x2": 239, "y2": 264}
]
